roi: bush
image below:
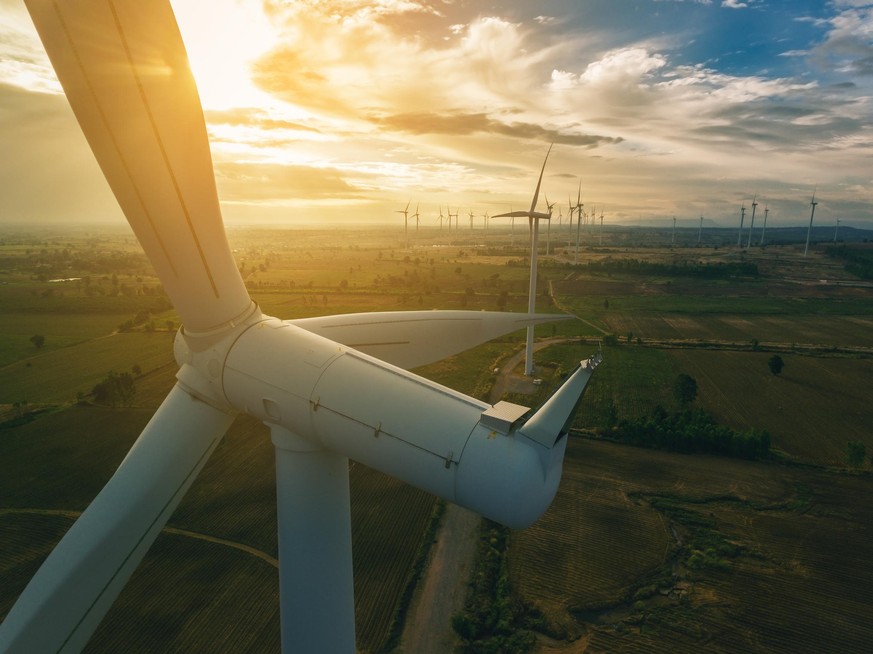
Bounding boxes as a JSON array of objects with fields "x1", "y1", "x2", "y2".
[{"x1": 92, "y1": 371, "x2": 136, "y2": 407}]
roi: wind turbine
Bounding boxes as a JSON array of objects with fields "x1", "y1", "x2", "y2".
[
  {"x1": 438, "y1": 205, "x2": 445, "y2": 230},
  {"x1": 746, "y1": 195, "x2": 758, "y2": 249},
  {"x1": 567, "y1": 196, "x2": 575, "y2": 247},
  {"x1": 737, "y1": 203, "x2": 746, "y2": 248},
  {"x1": 759, "y1": 205, "x2": 770, "y2": 246},
  {"x1": 412, "y1": 203, "x2": 420, "y2": 232},
  {"x1": 834, "y1": 218, "x2": 841, "y2": 243},
  {"x1": 573, "y1": 179, "x2": 583, "y2": 264},
  {"x1": 544, "y1": 195, "x2": 556, "y2": 255},
  {"x1": 468, "y1": 208, "x2": 475, "y2": 230},
  {"x1": 599, "y1": 209, "x2": 605, "y2": 246},
  {"x1": 0, "y1": 5, "x2": 601, "y2": 653},
  {"x1": 804, "y1": 190, "x2": 819, "y2": 257},
  {"x1": 671, "y1": 216, "x2": 676, "y2": 248},
  {"x1": 697, "y1": 216, "x2": 703, "y2": 246},
  {"x1": 492, "y1": 144, "x2": 554, "y2": 376},
  {"x1": 397, "y1": 200, "x2": 411, "y2": 248}
]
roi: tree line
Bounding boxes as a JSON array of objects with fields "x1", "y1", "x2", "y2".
[{"x1": 603, "y1": 406, "x2": 772, "y2": 461}]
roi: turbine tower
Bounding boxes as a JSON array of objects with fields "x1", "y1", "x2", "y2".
[
  {"x1": 804, "y1": 191, "x2": 818, "y2": 257},
  {"x1": 834, "y1": 218, "x2": 841, "y2": 242},
  {"x1": 0, "y1": 6, "x2": 601, "y2": 653},
  {"x1": 412, "y1": 203, "x2": 420, "y2": 232},
  {"x1": 492, "y1": 144, "x2": 554, "y2": 376},
  {"x1": 671, "y1": 216, "x2": 676, "y2": 248},
  {"x1": 697, "y1": 216, "x2": 703, "y2": 246}
]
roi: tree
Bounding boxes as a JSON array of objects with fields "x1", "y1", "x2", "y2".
[
  {"x1": 847, "y1": 440, "x2": 866, "y2": 468},
  {"x1": 673, "y1": 373, "x2": 698, "y2": 406},
  {"x1": 92, "y1": 371, "x2": 136, "y2": 407},
  {"x1": 29, "y1": 334, "x2": 45, "y2": 350},
  {"x1": 767, "y1": 355, "x2": 784, "y2": 376}
]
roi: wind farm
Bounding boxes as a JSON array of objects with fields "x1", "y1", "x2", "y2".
[{"x1": 3, "y1": 1, "x2": 873, "y2": 653}]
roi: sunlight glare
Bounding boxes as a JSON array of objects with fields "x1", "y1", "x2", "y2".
[{"x1": 171, "y1": 0, "x2": 277, "y2": 110}]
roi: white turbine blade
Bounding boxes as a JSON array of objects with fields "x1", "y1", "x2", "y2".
[
  {"x1": 492, "y1": 210, "x2": 530, "y2": 218},
  {"x1": 529, "y1": 143, "x2": 553, "y2": 214},
  {"x1": 25, "y1": 0, "x2": 250, "y2": 332},
  {"x1": 290, "y1": 310, "x2": 572, "y2": 369},
  {"x1": 520, "y1": 353, "x2": 602, "y2": 447},
  {"x1": 0, "y1": 384, "x2": 236, "y2": 653}
]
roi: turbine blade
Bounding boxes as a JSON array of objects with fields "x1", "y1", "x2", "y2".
[
  {"x1": 519, "y1": 352, "x2": 602, "y2": 447},
  {"x1": 25, "y1": 0, "x2": 250, "y2": 332},
  {"x1": 492, "y1": 211, "x2": 530, "y2": 218},
  {"x1": 0, "y1": 384, "x2": 236, "y2": 653},
  {"x1": 529, "y1": 143, "x2": 553, "y2": 214},
  {"x1": 291, "y1": 310, "x2": 573, "y2": 369}
]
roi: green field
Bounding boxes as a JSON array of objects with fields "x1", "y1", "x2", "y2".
[{"x1": 2, "y1": 226, "x2": 873, "y2": 652}]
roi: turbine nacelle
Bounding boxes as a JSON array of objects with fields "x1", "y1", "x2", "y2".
[{"x1": 175, "y1": 313, "x2": 599, "y2": 530}]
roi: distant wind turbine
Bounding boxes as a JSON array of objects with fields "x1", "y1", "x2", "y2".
[
  {"x1": 468, "y1": 209, "x2": 475, "y2": 230},
  {"x1": 759, "y1": 205, "x2": 770, "y2": 246},
  {"x1": 545, "y1": 195, "x2": 556, "y2": 255},
  {"x1": 492, "y1": 144, "x2": 554, "y2": 376},
  {"x1": 573, "y1": 179, "x2": 583, "y2": 264},
  {"x1": 413, "y1": 203, "x2": 420, "y2": 233},
  {"x1": 746, "y1": 196, "x2": 758, "y2": 248},
  {"x1": 671, "y1": 216, "x2": 676, "y2": 248},
  {"x1": 397, "y1": 200, "x2": 411, "y2": 248},
  {"x1": 804, "y1": 190, "x2": 818, "y2": 257},
  {"x1": 697, "y1": 216, "x2": 703, "y2": 246},
  {"x1": 599, "y1": 209, "x2": 604, "y2": 246},
  {"x1": 737, "y1": 204, "x2": 746, "y2": 248},
  {"x1": 834, "y1": 218, "x2": 841, "y2": 243}
]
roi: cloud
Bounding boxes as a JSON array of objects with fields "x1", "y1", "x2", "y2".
[
  {"x1": 372, "y1": 110, "x2": 623, "y2": 147},
  {"x1": 215, "y1": 161, "x2": 362, "y2": 202},
  {"x1": 810, "y1": 5, "x2": 873, "y2": 76}
]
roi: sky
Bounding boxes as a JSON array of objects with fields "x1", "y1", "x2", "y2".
[{"x1": 1, "y1": 0, "x2": 872, "y2": 229}]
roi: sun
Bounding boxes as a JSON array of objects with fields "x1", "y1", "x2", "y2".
[{"x1": 171, "y1": 0, "x2": 278, "y2": 110}]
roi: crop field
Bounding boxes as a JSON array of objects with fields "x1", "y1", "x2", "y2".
[
  {"x1": 510, "y1": 438, "x2": 873, "y2": 653},
  {"x1": 666, "y1": 349, "x2": 873, "y2": 466},
  {"x1": 3, "y1": 226, "x2": 873, "y2": 652}
]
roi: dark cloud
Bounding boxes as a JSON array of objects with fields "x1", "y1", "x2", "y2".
[{"x1": 372, "y1": 111, "x2": 623, "y2": 148}]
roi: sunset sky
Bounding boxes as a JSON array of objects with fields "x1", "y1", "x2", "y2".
[{"x1": 1, "y1": 0, "x2": 872, "y2": 229}]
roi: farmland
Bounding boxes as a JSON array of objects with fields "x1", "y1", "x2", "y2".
[{"x1": 2, "y1": 223, "x2": 873, "y2": 652}]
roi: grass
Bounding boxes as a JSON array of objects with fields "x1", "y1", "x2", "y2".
[{"x1": 0, "y1": 331, "x2": 176, "y2": 404}]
